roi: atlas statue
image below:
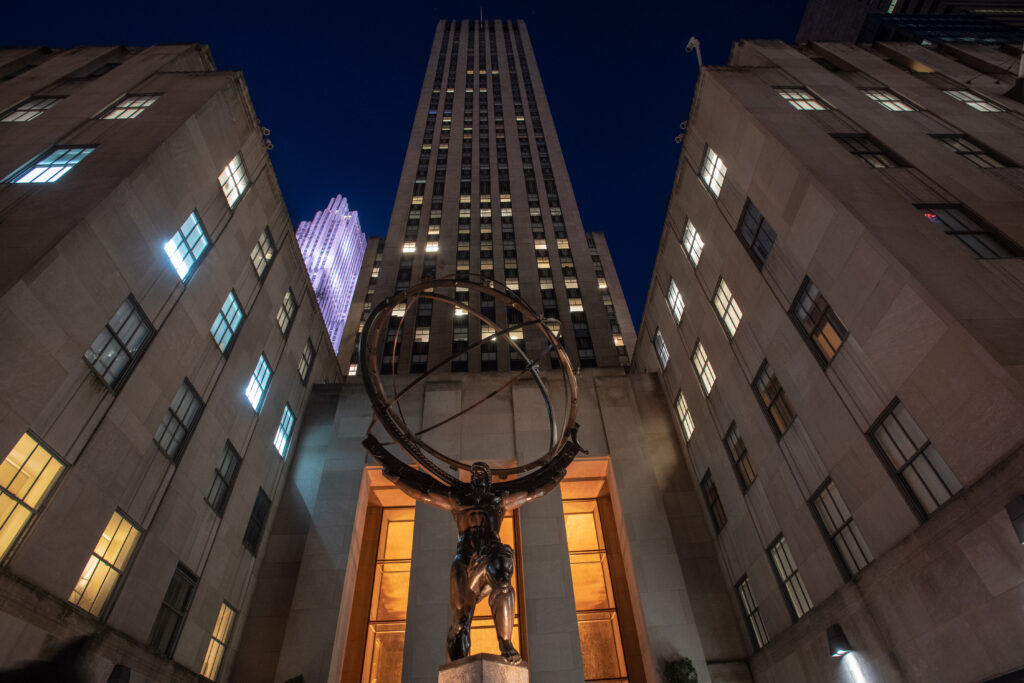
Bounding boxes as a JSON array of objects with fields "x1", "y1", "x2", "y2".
[{"x1": 359, "y1": 276, "x2": 583, "y2": 666}]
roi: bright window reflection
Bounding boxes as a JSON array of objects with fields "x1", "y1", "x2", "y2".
[
  {"x1": 0, "y1": 434, "x2": 65, "y2": 561},
  {"x1": 164, "y1": 212, "x2": 209, "y2": 280},
  {"x1": 363, "y1": 507, "x2": 415, "y2": 683}
]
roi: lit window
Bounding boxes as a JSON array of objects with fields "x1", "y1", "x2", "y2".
[
  {"x1": 691, "y1": 341, "x2": 716, "y2": 395},
  {"x1": 274, "y1": 405, "x2": 295, "y2": 457},
  {"x1": 811, "y1": 480, "x2": 872, "y2": 577},
  {"x1": 164, "y1": 212, "x2": 209, "y2": 281},
  {"x1": 0, "y1": 434, "x2": 65, "y2": 561},
  {"x1": 597, "y1": 278, "x2": 607, "y2": 289},
  {"x1": 201, "y1": 603, "x2": 237, "y2": 681},
  {"x1": 362, "y1": 506, "x2": 416, "y2": 680},
  {"x1": 675, "y1": 391, "x2": 694, "y2": 440},
  {"x1": 564, "y1": 277, "x2": 579, "y2": 288},
  {"x1": 736, "y1": 200, "x2": 777, "y2": 267},
  {"x1": 9, "y1": 146, "x2": 94, "y2": 183},
  {"x1": 211, "y1": 292, "x2": 244, "y2": 354},
  {"x1": 723, "y1": 423, "x2": 756, "y2": 491},
  {"x1": 298, "y1": 339, "x2": 315, "y2": 384},
  {"x1": 753, "y1": 362, "x2": 795, "y2": 437},
  {"x1": 1, "y1": 96, "x2": 61, "y2": 122},
  {"x1": 426, "y1": 241, "x2": 439, "y2": 252},
  {"x1": 944, "y1": 90, "x2": 1003, "y2": 112},
  {"x1": 392, "y1": 303, "x2": 406, "y2": 317},
  {"x1": 245, "y1": 355, "x2": 272, "y2": 411},
  {"x1": 205, "y1": 442, "x2": 240, "y2": 515},
  {"x1": 101, "y1": 94, "x2": 159, "y2": 120},
  {"x1": 920, "y1": 206, "x2": 1016, "y2": 258},
  {"x1": 792, "y1": 279, "x2": 848, "y2": 363},
  {"x1": 69, "y1": 511, "x2": 141, "y2": 615},
  {"x1": 699, "y1": 146, "x2": 727, "y2": 197},
  {"x1": 155, "y1": 381, "x2": 204, "y2": 461},
  {"x1": 775, "y1": 87, "x2": 827, "y2": 111},
  {"x1": 218, "y1": 154, "x2": 249, "y2": 208},
  {"x1": 666, "y1": 279, "x2": 685, "y2": 323},
  {"x1": 713, "y1": 279, "x2": 743, "y2": 338},
  {"x1": 149, "y1": 564, "x2": 197, "y2": 656},
  {"x1": 348, "y1": 363, "x2": 358, "y2": 376},
  {"x1": 868, "y1": 400, "x2": 961, "y2": 516},
  {"x1": 84, "y1": 296, "x2": 155, "y2": 390},
  {"x1": 534, "y1": 239, "x2": 547, "y2": 250},
  {"x1": 250, "y1": 228, "x2": 276, "y2": 280},
  {"x1": 700, "y1": 471, "x2": 727, "y2": 533},
  {"x1": 932, "y1": 134, "x2": 1005, "y2": 168},
  {"x1": 243, "y1": 489, "x2": 271, "y2": 553},
  {"x1": 736, "y1": 577, "x2": 769, "y2": 650},
  {"x1": 653, "y1": 329, "x2": 670, "y2": 370},
  {"x1": 403, "y1": 242, "x2": 416, "y2": 253},
  {"x1": 682, "y1": 220, "x2": 704, "y2": 267},
  {"x1": 862, "y1": 88, "x2": 916, "y2": 111},
  {"x1": 768, "y1": 536, "x2": 813, "y2": 620},
  {"x1": 832, "y1": 134, "x2": 900, "y2": 168},
  {"x1": 415, "y1": 327, "x2": 430, "y2": 343},
  {"x1": 507, "y1": 278, "x2": 520, "y2": 291},
  {"x1": 614, "y1": 334, "x2": 624, "y2": 347},
  {"x1": 557, "y1": 238, "x2": 569, "y2": 249},
  {"x1": 277, "y1": 289, "x2": 297, "y2": 336},
  {"x1": 501, "y1": 207, "x2": 512, "y2": 217},
  {"x1": 568, "y1": 297, "x2": 583, "y2": 312}
]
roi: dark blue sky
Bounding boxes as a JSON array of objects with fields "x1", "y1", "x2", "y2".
[{"x1": 3, "y1": 0, "x2": 806, "y2": 326}]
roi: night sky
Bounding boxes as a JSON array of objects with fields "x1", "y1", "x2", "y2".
[{"x1": 3, "y1": 0, "x2": 806, "y2": 326}]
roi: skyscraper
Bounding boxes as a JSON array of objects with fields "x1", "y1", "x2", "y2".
[{"x1": 296, "y1": 195, "x2": 367, "y2": 353}]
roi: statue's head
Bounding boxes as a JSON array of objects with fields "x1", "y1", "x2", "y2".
[{"x1": 470, "y1": 462, "x2": 492, "y2": 493}]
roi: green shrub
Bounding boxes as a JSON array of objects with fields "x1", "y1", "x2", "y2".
[{"x1": 663, "y1": 657, "x2": 698, "y2": 683}]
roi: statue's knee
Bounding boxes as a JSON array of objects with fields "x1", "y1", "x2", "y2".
[{"x1": 488, "y1": 545, "x2": 515, "y2": 585}]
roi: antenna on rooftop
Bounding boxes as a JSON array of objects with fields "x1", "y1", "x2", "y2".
[
  {"x1": 480, "y1": 7, "x2": 484, "y2": 22},
  {"x1": 685, "y1": 36, "x2": 703, "y2": 70}
]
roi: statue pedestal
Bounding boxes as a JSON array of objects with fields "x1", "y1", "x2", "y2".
[{"x1": 438, "y1": 654, "x2": 529, "y2": 683}]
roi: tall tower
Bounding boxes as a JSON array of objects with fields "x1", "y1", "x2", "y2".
[
  {"x1": 337, "y1": 19, "x2": 635, "y2": 375},
  {"x1": 296, "y1": 195, "x2": 366, "y2": 353}
]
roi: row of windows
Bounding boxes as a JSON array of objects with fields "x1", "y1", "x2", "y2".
[
  {"x1": 776, "y1": 84, "x2": 1006, "y2": 114},
  {"x1": 0, "y1": 93, "x2": 159, "y2": 123}
]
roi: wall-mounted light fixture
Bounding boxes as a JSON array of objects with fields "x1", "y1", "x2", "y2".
[
  {"x1": 1006, "y1": 496, "x2": 1024, "y2": 544},
  {"x1": 828, "y1": 624, "x2": 852, "y2": 658}
]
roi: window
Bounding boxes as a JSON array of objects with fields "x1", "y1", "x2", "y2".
[
  {"x1": 753, "y1": 362, "x2": 795, "y2": 436},
  {"x1": 149, "y1": 564, "x2": 197, "y2": 656},
  {"x1": 164, "y1": 212, "x2": 209, "y2": 281},
  {"x1": 768, "y1": 536, "x2": 813, "y2": 620},
  {"x1": 1, "y1": 96, "x2": 61, "y2": 122},
  {"x1": 298, "y1": 339, "x2": 315, "y2": 384},
  {"x1": 361, "y1": 506, "x2": 416, "y2": 681},
  {"x1": 653, "y1": 330, "x2": 669, "y2": 370},
  {"x1": 723, "y1": 424, "x2": 756, "y2": 491},
  {"x1": 211, "y1": 292, "x2": 244, "y2": 354},
  {"x1": 206, "y1": 442, "x2": 240, "y2": 515},
  {"x1": 101, "y1": 94, "x2": 159, "y2": 120},
  {"x1": 831, "y1": 134, "x2": 900, "y2": 168},
  {"x1": 681, "y1": 220, "x2": 704, "y2": 267},
  {"x1": 84, "y1": 296, "x2": 154, "y2": 391},
  {"x1": 944, "y1": 90, "x2": 1003, "y2": 112},
  {"x1": 775, "y1": 87, "x2": 827, "y2": 111},
  {"x1": 69, "y1": 511, "x2": 141, "y2": 615},
  {"x1": 811, "y1": 480, "x2": 872, "y2": 577},
  {"x1": 155, "y1": 381, "x2": 204, "y2": 461},
  {"x1": 201, "y1": 603, "x2": 237, "y2": 680},
  {"x1": 674, "y1": 391, "x2": 694, "y2": 441},
  {"x1": 700, "y1": 471, "x2": 727, "y2": 533},
  {"x1": 245, "y1": 355, "x2": 272, "y2": 411},
  {"x1": 8, "y1": 146, "x2": 94, "y2": 183},
  {"x1": 920, "y1": 206, "x2": 1016, "y2": 259},
  {"x1": 274, "y1": 405, "x2": 295, "y2": 457},
  {"x1": 0, "y1": 434, "x2": 65, "y2": 561},
  {"x1": 277, "y1": 289, "x2": 297, "y2": 335},
  {"x1": 736, "y1": 577, "x2": 769, "y2": 650},
  {"x1": 665, "y1": 279, "x2": 684, "y2": 323},
  {"x1": 219, "y1": 154, "x2": 249, "y2": 207},
  {"x1": 699, "y1": 146, "x2": 727, "y2": 197},
  {"x1": 242, "y1": 489, "x2": 271, "y2": 554},
  {"x1": 791, "y1": 278, "x2": 848, "y2": 363},
  {"x1": 250, "y1": 228, "x2": 276, "y2": 279},
  {"x1": 691, "y1": 341, "x2": 716, "y2": 396},
  {"x1": 736, "y1": 200, "x2": 777, "y2": 266},
  {"x1": 932, "y1": 135, "x2": 1006, "y2": 168},
  {"x1": 868, "y1": 400, "x2": 961, "y2": 517},
  {"x1": 862, "y1": 88, "x2": 916, "y2": 111},
  {"x1": 713, "y1": 279, "x2": 743, "y2": 338}
]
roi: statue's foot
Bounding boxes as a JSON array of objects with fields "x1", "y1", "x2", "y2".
[{"x1": 499, "y1": 639, "x2": 522, "y2": 665}]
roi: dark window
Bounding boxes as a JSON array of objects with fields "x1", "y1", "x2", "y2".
[
  {"x1": 753, "y1": 362, "x2": 795, "y2": 437},
  {"x1": 736, "y1": 577, "x2": 769, "y2": 650},
  {"x1": 155, "y1": 381, "x2": 204, "y2": 461},
  {"x1": 768, "y1": 536, "x2": 813, "y2": 620},
  {"x1": 149, "y1": 564, "x2": 197, "y2": 656},
  {"x1": 736, "y1": 200, "x2": 777, "y2": 267},
  {"x1": 932, "y1": 134, "x2": 1009, "y2": 168},
  {"x1": 298, "y1": 339, "x2": 315, "y2": 384},
  {"x1": 919, "y1": 206, "x2": 1017, "y2": 259},
  {"x1": 791, "y1": 278, "x2": 848, "y2": 364},
  {"x1": 84, "y1": 296, "x2": 154, "y2": 391},
  {"x1": 243, "y1": 489, "x2": 272, "y2": 554},
  {"x1": 832, "y1": 134, "x2": 901, "y2": 168},
  {"x1": 723, "y1": 423, "x2": 756, "y2": 491},
  {"x1": 206, "y1": 442, "x2": 241, "y2": 515},
  {"x1": 810, "y1": 480, "x2": 872, "y2": 578},
  {"x1": 250, "y1": 228, "x2": 276, "y2": 279},
  {"x1": 700, "y1": 471, "x2": 727, "y2": 533},
  {"x1": 277, "y1": 289, "x2": 297, "y2": 336}
]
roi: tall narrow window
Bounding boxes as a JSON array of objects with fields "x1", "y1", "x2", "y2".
[
  {"x1": 245, "y1": 355, "x2": 272, "y2": 411},
  {"x1": 101, "y1": 94, "x2": 159, "y2": 120},
  {"x1": 791, "y1": 278, "x2": 848, "y2": 364},
  {"x1": 250, "y1": 228, "x2": 276, "y2": 279},
  {"x1": 868, "y1": 400, "x2": 961, "y2": 517},
  {"x1": 362, "y1": 506, "x2": 416, "y2": 682},
  {"x1": 164, "y1": 212, "x2": 209, "y2": 281},
  {"x1": 298, "y1": 339, "x2": 315, "y2": 384},
  {"x1": 149, "y1": 564, "x2": 197, "y2": 656},
  {"x1": 9, "y1": 146, "x2": 95, "y2": 183},
  {"x1": 277, "y1": 289, "x2": 297, "y2": 336},
  {"x1": 723, "y1": 423, "x2": 756, "y2": 491},
  {"x1": 210, "y1": 292, "x2": 244, "y2": 354},
  {"x1": 931, "y1": 134, "x2": 1006, "y2": 168},
  {"x1": 84, "y1": 296, "x2": 155, "y2": 391},
  {"x1": 201, "y1": 603, "x2": 237, "y2": 680},
  {"x1": 768, "y1": 536, "x2": 813, "y2": 620},
  {"x1": 919, "y1": 206, "x2": 1016, "y2": 259},
  {"x1": 700, "y1": 471, "x2": 727, "y2": 533},
  {"x1": 753, "y1": 362, "x2": 796, "y2": 437},
  {"x1": 944, "y1": 90, "x2": 1003, "y2": 112},
  {"x1": 0, "y1": 434, "x2": 65, "y2": 561},
  {"x1": 653, "y1": 330, "x2": 669, "y2": 370},
  {"x1": 274, "y1": 405, "x2": 295, "y2": 457},
  {"x1": 242, "y1": 489, "x2": 271, "y2": 554},
  {"x1": 1, "y1": 96, "x2": 61, "y2": 122},
  {"x1": 69, "y1": 511, "x2": 141, "y2": 616},
  {"x1": 206, "y1": 442, "x2": 241, "y2": 515},
  {"x1": 681, "y1": 220, "x2": 704, "y2": 267},
  {"x1": 675, "y1": 391, "x2": 695, "y2": 441},
  {"x1": 862, "y1": 88, "x2": 916, "y2": 111},
  {"x1": 736, "y1": 577, "x2": 769, "y2": 650},
  {"x1": 832, "y1": 134, "x2": 900, "y2": 168},
  {"x1": 155, "y1": 381, "x2": 204, "y2": 461},
  {"x1": 775, "y1": 87, "x2": 827, "y2": 111},
  {"x1": 811, "y1": 480, "x2": 872, "y2": 577},
  {"x1": 665, "y1": 279, "x2": 684, "y2": 323},
  {"x1": 736, "y1": 200, "x2": 777, "y2": 266},
  {"x1": 219, "y1": 154, "x2": 249, "y2": 208},
  {"x1": 699, "y1": 146, "x2": 727, "y2": 197},
  {"x1": 713, "y1": 278, "x2": 743, "y2": 338},
  {"x1": 691, "y1": 341, "x2": 716, "y2": 396}
]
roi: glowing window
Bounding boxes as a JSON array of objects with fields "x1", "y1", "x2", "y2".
[
  {"x1": 534, "y1": 239, "x2": 547, "y2": 250},
  {"x1": 753, "y1": 362, "x2": 796, "y2": 437},
  {"x1": 666, "y1": 279, "x2": 684, "y2": 323},
  {"x1": 944, "y1": 90, "x2": 1003, "y2": 112},
  {"x1": 201, "y1": 603, "x2": 237, "y2": 680},
  {"x1": 250, "y1": 228, "x2": 276, "y2": 280},
  {"x1": 164, "y1": 212, "x2": 209, "y2": 281},
  {"x1": 691, "y1": 341, "x2": 716, "y2": 395},
  {"x1": 674, "y1": 391, "x2": 694, "y2": 440},
  {"x1": 84, "y1": 296, "x2": 155, "y2": 390},
  {"x1": 681, "y1": 220, "x2": 704, "y2": 267},
  {"x1": 349, "y1": 363, "x2": 358, "y2": 376},
  {"x1": 768, "y1": 536, "x2": 813, "y2": 619},
  {"x1": 0, "y1": 434, "x2": 65, "y2": 561},
  {"x1": 557, "y1": 238, "x2": 569, "y2": 249},
  {"x1": 862, "y1": 88, "x2": 915, "y2": 111},
  {"x1": 415, "y1": 327, "x2": 430, "y2": 343},
  {"x1": 102, "y1": 94, "x2": 159, "y2": 119},
  {"x1": 653, "y1": 330, "x2": 669, "y2": 370},
  {"x1": 426, "y1": 241, "x2": 439, "y2": 253},
  {"x1": 597, "y1": 278, "x2": 607, "y2": 289},
  {"x1": 403, "y1": 242, "x2": 416, "y2": 253},
  {"x1": 775, "y1": 87, "x2": 827, "y2": 111},
  {"x1": 699, "y1": 146, "x2": 727, "y2": 197},
  {"x1": 713, "y1": 279, "x2": 743, "y2": 338},
  {"x1": 1, "y1": 96, "x2": 61, "y2": 122},
  {"x1": 211, "y1": 292, "x2": 244, "y2": 354},
  {"x1": 69, "y1": 511, "x2": 141, "y2": 615},
  {"x1": 792, "y1": 278, "x2": 848, "y2": 363},
  {"x1": 277, "y1": 289, "x2": 297, "y2": 336},
  {"x1": 10, "y1": 146, "x2": 94, "y2": 183},
  {"x1": 245, "y1": 355, "x2": 272, "y2": 411},
  {"x1": 218, "y1": 154, "x2": 249, "y2": 208},
  {"x1": 362, "y1": 507, "x2": 416, "y2": 681},
  {"x1": 568, "y1": 297, "x2": 583, "y2": 312},
  {"x1": 274, "y1": 405, "x2": 294, "y2": 457}
]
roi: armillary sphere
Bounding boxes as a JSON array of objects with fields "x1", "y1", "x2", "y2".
[{"x1": 358, "y1": 274, "x2": 579, "y2": 486}]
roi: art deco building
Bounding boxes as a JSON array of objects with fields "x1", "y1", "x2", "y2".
[
  {"x1": 296, "y1": 195, "x2": 367, "y2": 354},
  {"x1": 0, "y1": 45, "x2": 339, "y2": 680},
  {"x1": 633, "y1": 39, "x2": 1024, "y2": 682}
]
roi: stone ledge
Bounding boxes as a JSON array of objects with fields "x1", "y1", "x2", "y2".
[{"x1": 438, "y1": 653, "x2": 530, "y2": 682}]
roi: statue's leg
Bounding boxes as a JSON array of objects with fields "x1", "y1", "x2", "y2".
[
  {"x1": 487, "y1": 544, "x2": 521, "y2": 664},
  {"x1": 447, "y1": 557, "x2": 474, "y2": 661}
]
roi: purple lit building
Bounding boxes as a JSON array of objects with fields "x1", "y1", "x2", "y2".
[{"x1": 296, "y1": 195, "x2": 366, "y2": 353}]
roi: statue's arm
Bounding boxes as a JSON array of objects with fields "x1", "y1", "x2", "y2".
[
  {"x1": 495, "y1": 425, "x2": 585, "y2": 508},
  {"x1": 363, "y1": 435, "x2": 455, "y2": 511}
]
